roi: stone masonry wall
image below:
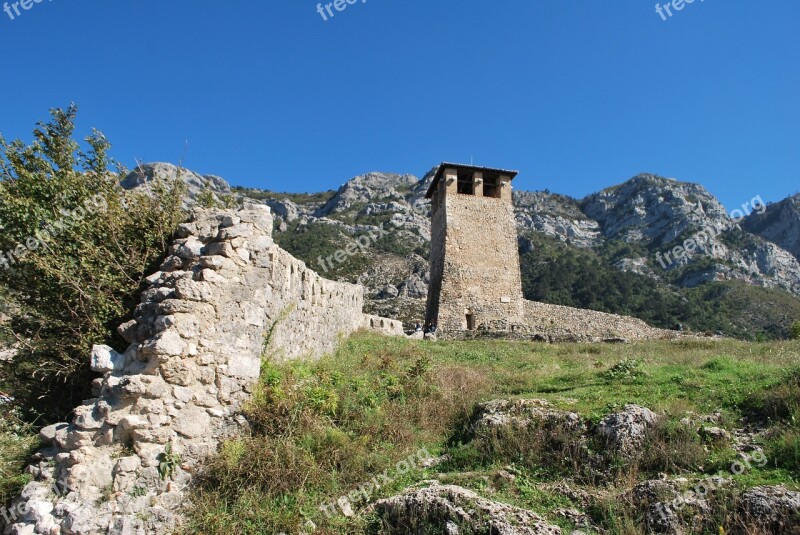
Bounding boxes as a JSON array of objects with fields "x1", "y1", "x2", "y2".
[
  {"x1": 432, "y1": 192, "x2": 525, "y2": 332},
  {"x1": 523, "y1": 300, "x2": 675, "y2": 342},
  {"x1": 362, "y1": 314, "x2": 405, "y2": 336},
  {"x1": 5, "y1": 205, "x2": 401, "y2": 535},
  {"x1": 443, "y1": 299, "x2": 676, "y2": 343}
]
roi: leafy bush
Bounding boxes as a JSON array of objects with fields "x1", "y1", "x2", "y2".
[
  {"x1": 0, "y1": 106, "x2": 187, "y2": 420},
  {"x1": 196, "y1": 186, "x2": 238, "y2": 209},
  {"x1": 792, "y1": 321, "x2": 800, "y2": 340},
  {"x1": 602, "y1": 358, "x2": 644, "y2": 381},
  {"x1": 274, "y1": 221, "x2": 371, "y2": 281}
]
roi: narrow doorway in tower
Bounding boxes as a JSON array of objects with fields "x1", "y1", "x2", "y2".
[{"x1": 466, "y1": 312, "x2": 476, "y2": 331}]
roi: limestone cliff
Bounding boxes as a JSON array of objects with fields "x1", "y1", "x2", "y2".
[{"x1": 743, "y1": 193, "x2": 800, "y2": 261}]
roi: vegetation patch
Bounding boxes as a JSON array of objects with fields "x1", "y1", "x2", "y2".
[
  {"x1": 0, "y1": 407, "x2": 37, "y2": 508},
  {"x1": 186, "y1": 333, "x2": 800, "y2": 534},
  {"x1": 0, "y1": 106, "x2": 187, "y2": 421}
]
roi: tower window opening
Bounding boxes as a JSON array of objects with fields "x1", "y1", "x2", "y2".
[
  {"x1": 483, "y1": 177, "x2": 500, "y2": 198},
  {"x1": 457, "y1": 177, "x2": 474, "y2": 195}
]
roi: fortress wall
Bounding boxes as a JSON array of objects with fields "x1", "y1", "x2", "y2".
[
  {"x1": 5, "y1": 205, "x2": 400, "y2": 535},
  {"x1": 523, "y1": 300, "x2": 675, "y2": 342}
]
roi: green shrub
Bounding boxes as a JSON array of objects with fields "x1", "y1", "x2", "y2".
[
  {"x1": 792, "y1": 320, "x2": 800, "y2": 340},
  {"x1": 0, "y1": 106, "x2": 187, "y2": 420},
  {"x1": 602, "y1": 358, "x2": 644, "y2": 381}
]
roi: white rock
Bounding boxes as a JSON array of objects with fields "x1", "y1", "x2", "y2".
[
  {"x1": 200, "y1": 268, "x2": 227, "y2": 284},
  {"x1": 39, "y1": 423, "x2": 70, "y2": 445},
  {"x1": 91, "y1": 345, "x2": 126, "y2": 373},
  {"x1": 173, "y1": 407, "x2": 211, "y2": 439},
  {"x1": 175, "y1": 236, "x2": 204, "y2": 259},
  {"x1": 113, "y1": 456, "x2": 141, "y2": 474},
  {"x1": 142, "y1": 330, "x2": 186, "y2": 359},
  {"x1": 174, "y1": 279, "x2": 214, "y2": 302},
  {"x1": 227, "y1": 355, "x2": 261, "y2": 380},
  {"x1": 10, "y1": 524, "x2": 35, "y2": 535},
  {"x1": 24, "y1": 500, "x2": 54, "y2": 524},
  {"x1": 119, "y1": 415, "x2": 149, "y2": 430}
]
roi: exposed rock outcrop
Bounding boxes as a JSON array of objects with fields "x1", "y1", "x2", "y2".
[
  {"x1": 471, "y1": 399, "x2": 585, "y2": 434},
  {"x1": 597, "y1": 404, "x2": 659, "y2": 456},
  {"x1": 582, "y1": 175, "x2": 731, "y2": 245},
  {"x1": 315, "y1": 172, "x2": 420, "y2": 217},
  {"x1": 514, "y1": 190, "x2": 600, "y2": 248},
  {"x1": 744, "y1": 193, "x2": 800, "y2": 261},
  {"x1": 120, "y1": 162, "x2": 231, "y2": 204},
  {"x1": 372, "y1": 482, "x2": 562, "y2": 534},
  {"x1": 740, "y1": 485, "x2": 800, "y2": 532}
]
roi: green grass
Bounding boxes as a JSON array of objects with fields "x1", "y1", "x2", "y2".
[
  {"x1": 0, "y1": 408, "x2": 38, "y2": 509},
  {"x1": 185, "y1": 333, "x2": 800, "y2": 534}
]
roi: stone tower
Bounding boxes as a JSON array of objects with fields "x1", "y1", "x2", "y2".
[{"x1": 424, "y1": 163, "x2": 525, "y2": 335}]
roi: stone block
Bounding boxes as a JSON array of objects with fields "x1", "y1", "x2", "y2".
[{"x1": 91, "y1": 345, "x2": 126, "y2": 373}]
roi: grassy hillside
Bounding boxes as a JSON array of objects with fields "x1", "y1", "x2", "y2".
[{"x1": 186, "y1": 332, "x2": 800, "y2": 534}]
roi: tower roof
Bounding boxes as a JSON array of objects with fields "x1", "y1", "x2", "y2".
[{"x1": 426, "y1": 162, "x2": 519, "y2": 198}]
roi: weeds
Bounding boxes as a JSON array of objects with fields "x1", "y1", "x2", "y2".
[
  {"x1": 0, "y1": 407, "x2": 37, "y2": 508},
  {"x1": 602, "y1": 358, "x2": 645, "y2": 381}
]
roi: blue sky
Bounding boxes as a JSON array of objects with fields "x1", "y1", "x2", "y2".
[{"x1": 0, "y1": 1, "x2": 797, "y2": 210}]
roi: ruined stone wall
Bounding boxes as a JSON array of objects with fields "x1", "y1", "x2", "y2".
[
  {"x1": 444, "y1": 300, "x2": 675, "y2": 342},
  {"x1": 523, "y1": 300, "x2": 675, "y2": 342},
  {"x1": 5, "y1": 205, "x2": 401, "y2": 535},
  {"x1": 362, "y1": 314, "x2": 405, "y2": 336},
  {"x1": 431, "y1": 193, "x2": 525, "y2": 333}
]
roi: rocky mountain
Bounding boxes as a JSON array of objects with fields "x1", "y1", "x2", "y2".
[
  {"x1": 216, "y1": 167, "x2": 800, "y2": 338},
  {"x1": 121, "y1": 162, "x2": 231, "y2": 203},
  {"x1": 242, "y1": 171, "x2": 800, "y2": 288},
  {"x1": 744, "y1": 192, "x2": 800, "y2": 261}
]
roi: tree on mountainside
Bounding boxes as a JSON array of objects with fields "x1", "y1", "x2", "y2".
[{"x1": 0, "y1": 105, "x2": 187, "y2": 421}]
